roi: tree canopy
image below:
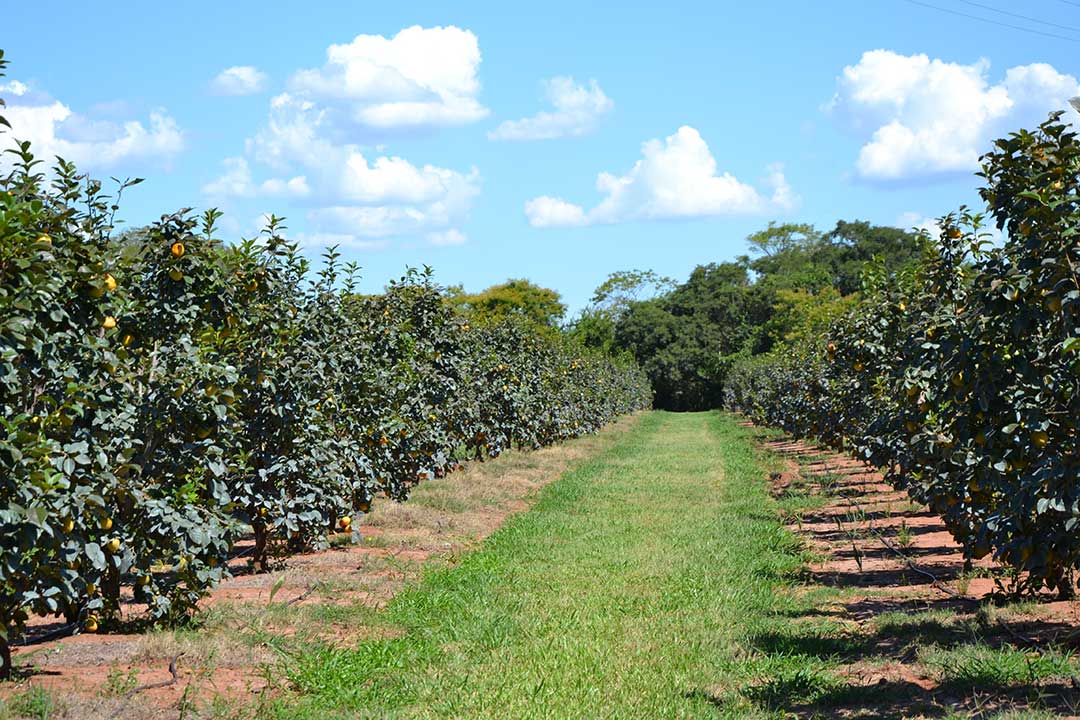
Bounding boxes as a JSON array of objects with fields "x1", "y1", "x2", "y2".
[
  {"x1": 445, "y1": 219, "x2": 919, "y2": 411},
  {"x1": 598, "y1": 219, "x2": 921, "y2": 410},
  {"x1": 450, "y1": 278, "x2": 567, "y2": 329}
]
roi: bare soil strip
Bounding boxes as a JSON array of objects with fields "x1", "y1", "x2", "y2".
[{"x1": 759, "y1": 429, "x2": 1080, "y2": 719}]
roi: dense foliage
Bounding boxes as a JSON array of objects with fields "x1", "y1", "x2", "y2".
[
  {"x1": 448, "y1": 278, "x2": 567, "y2": 331},
  {"x1": 726, "y1": 112, "x2": 1080, "y2": 596},
  {"x1": 575, "y1": 223, "x2": 921, "y2": 410},
  {"x1": 0, "y1": 54, "x2": 650, "y2": 678}
]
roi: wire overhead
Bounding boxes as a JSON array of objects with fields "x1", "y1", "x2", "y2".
[
  {"x1": 902, "y1": 0, "x2": 1080, "y2": 43},
  {"x1": 955, "y1": 0, "x2": 1080, "y2": 33}
]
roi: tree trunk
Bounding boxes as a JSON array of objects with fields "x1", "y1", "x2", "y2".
[
  {"x1": 0, "y1": 635, "x2": 11, "y2": 681},
  {"x1": 1058, "y1": 568, "x2": 1076, "y2": 600},
  {"x1": 62, "y1": 599, "x2": 81, "y2": 625},
  {"x1": 102, "y1": 565, "x2": 121, "y2": 624},
  {"x1": 252, "y1": 522, "x2": 268, "y2": 573},
  {"x1": 286, "y1": 531, "x2": 305, "y2": 555}
]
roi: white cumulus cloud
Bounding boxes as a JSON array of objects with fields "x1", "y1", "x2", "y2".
[
  {"x1": 828, "y1": 50, "x2": 1080, "y2": 183},
  {"x1": 524, "y1": 125, "x2": 797, "y2": 228},
  {"x1": 288, "y1": 25, "x2": 487, "y2": 129},
  {"x1": 1, "y1": 80, "x2": 28, "y2": 96},
  {"x1": 204, "y1": 91, "x2": 477, "y2": 242},
  {"x1": 202, "y1": 157, "x2": 309, "y2": 198},
  {"x1": 489, "y1": 76, "x2": 613, "y2": 141},
  {"x1": 210, "y1": 66, "x2": 268, "y2": 96},
  {"x1": 203, "y1": 157, "x2": 255, "y2": 196},
  {"x1": 427, "y1": 229, "x2": 467, "y2": 246},
  {"x1": 308, "y1": 205, "x2": 447, "y2": 238},
  {"x1": 523, "y1": 196, "x2": 589, "y2": 228},
  {"x1": 202, "y1": 27, "x2": 484, "y2": 246},
  {"x1": 296, "y1": 232, "x2": 390, "y2": 251},
  {"x1": 1, "y1": 86, "x2": 183, "y2": 170}
]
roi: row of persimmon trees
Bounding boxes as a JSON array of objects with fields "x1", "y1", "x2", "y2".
[
  {"x1": 726, "y1": 112, "x2": 1079, "y2": 598},
  {"x1": 0, "y1": 86, "x2": 652, "y2": 676}
]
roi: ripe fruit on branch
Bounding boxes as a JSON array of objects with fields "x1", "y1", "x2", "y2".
[
  {"x1": 170, "y1": 242, "x2": 185, "y2": 258},
  {"x1": 87, "y1": 276, "x2": 116, "y2": 297}
]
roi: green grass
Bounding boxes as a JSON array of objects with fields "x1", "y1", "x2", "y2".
[
  {"x1": 6, "y1": 411, "x2": 1067, "y2": 719},
  {"x1": 266, "y1": 411, "x2": 813, "y2": 719},
  {"x1": 2, "y1": 410, "x2": 1071, "y2": 720},
  {"x1": 0, "y1": 687, "x2": 59, "y2": 720},
  {"x1": 260, "y1": 412, "x2": 1080, "y2": 719},
  {"x1": 261, "y1": 413, "x2": 1080, "y2": 719},
  {"x1": 921, "y1": 644, "x2": 1079, "y2": 686}
]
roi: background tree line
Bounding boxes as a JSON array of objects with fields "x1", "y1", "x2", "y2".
[{"x1": 567, "y1": 220, "x2": 923, "y2": 410}]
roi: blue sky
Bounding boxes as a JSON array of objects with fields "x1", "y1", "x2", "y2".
[{"x1": 3, "y1": 0, "x2": 1079, "y2": 313}]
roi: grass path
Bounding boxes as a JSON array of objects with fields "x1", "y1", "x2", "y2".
[
  {"x1": 275, "y1": 411, "x2": 802, "y2": 719},
  {"x1": 4, "y1": 413, "x2": 1070, "y2": 719}
]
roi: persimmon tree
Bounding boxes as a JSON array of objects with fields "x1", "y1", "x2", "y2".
[{"x1": 727, "y1": 112, "x2": 1079, "y2": 597}]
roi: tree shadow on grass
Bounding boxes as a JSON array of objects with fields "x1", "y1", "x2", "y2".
[
  {"x1": 746, "y1": 673, "x2": 1080, "y2": 719},
  {"x1": 754, "y1": 611, "x2": 1080, "y2": 660},
  {"x1": 741, "y1": 613, "x2": 1080, "y2": 718},
  {"x1": 804, "y1": 563, "x2": 967, "y2": 589},
  {"x1": 803, "y1": 521, "x2": 946, "y2": 542},
  {"x1": 841, "y1": 596, "x2": 973, "y2": 621},
  {"x1": 750, "y1": 616, "x2": 970, "y2": 662}
]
